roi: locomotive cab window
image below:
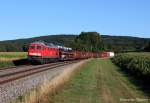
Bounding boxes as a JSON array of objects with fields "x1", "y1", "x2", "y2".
[
  {"x1": 37, "y1": 46, "x2": 41, "y2": 50},
  {"x1": 30, "y1": 46, "x2": 35, "y2": 49}
]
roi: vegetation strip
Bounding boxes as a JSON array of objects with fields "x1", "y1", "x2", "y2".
[
  {"x1": 11, "y1": 60, "x2": 88, "y2": 103},
  {"x1": 38, "y1": 59, "x2": 149, "y2": 103},
  {"x1": 46, "y1": 59, "x2": 102, "y2": 103},
  {"x1": 0, "y1": 52, "x2": 27, "y2": 69}
]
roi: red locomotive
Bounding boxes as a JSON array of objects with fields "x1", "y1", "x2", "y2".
[{"x1": 28, "y1": 42, "x2": 61, "y2": 64}]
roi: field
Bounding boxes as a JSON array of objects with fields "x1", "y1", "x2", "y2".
[
  {"x1": 30, "y1": 59, "x2": 149, "y2": 103},
  {"x1": 112, "y1": 52, "x2": 150, "y2": 78},
  {"x1": 0, "y1": 52, "x2": 27, "y2": 68}
]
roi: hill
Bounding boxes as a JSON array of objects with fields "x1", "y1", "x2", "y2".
[
  {"x1": 0, "y1": 35, "x2": 76, "y2": 52},
  {"x1": 101, "y1": 35, "x2": 150, "y2": 52},
  {"x1": 0, "y1": 34, "x2": 149, "y2": 52}
]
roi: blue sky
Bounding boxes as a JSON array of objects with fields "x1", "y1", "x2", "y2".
[{"x1": 0, "y1": 0, "x2": 149, "y2": 40}]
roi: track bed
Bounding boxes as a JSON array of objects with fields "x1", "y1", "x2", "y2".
[{"x1": 0, "y1": 60, "x2": 84, "y2": 103}]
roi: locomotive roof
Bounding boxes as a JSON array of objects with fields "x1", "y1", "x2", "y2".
[
  {"x1": 31, "y1": 41, "x2": 58, "y2": 48},
  {"x1": 31, "y1": 41, "x2": 72, "y2": 51}
]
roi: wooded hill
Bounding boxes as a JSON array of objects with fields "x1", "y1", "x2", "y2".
[{"x1": 0, "y1": 34, "x2": 149, "y2": 52}]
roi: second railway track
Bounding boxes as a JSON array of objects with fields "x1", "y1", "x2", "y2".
[
  {"x1": 0, "y1": 62, "x2": 65, "y2": 77},
  {"x1": 0, "y1": 60, "x2": 81, "y2": 85}
]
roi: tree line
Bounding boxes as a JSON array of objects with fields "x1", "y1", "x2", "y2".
[
  {"x1": 69, "y1": 32, "x2": 103, "y2": 52},
  {"x1": 0, "y1": 32, "x2": 149, "y2": 52}
]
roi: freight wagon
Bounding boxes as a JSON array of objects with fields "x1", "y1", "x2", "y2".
[{"x1": 99, "y1": 52, "x2": 115, "y2": 58}]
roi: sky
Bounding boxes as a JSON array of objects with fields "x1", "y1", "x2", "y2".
[{"x1": 0, "y1": 0, "x2": 149, "y2": 40}]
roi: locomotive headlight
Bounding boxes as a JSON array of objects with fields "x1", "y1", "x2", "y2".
[
  {"x1": 37, "y1": 53, "x2": 41, "y2": 56},
  {"x1": 29, "y1": 53, "x2": 41, "y2": 56}
]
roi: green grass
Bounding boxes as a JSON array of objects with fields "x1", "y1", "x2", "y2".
[
  {"x1": 0, "y1": 52, "x2": 27, "y2": 58},
  {"x1": 0, "y1": 61, "x2": 14, "y2": 68},
  {"x1": 45, "y1": 59, "x2": 149, "y2": 103},
  {"x1": 100, "y1": 59, "x2": 148, "y2": 103},
  {"x1": 47, "y1": 59, "x2": 101, "y2": 103},
  {"x1": 0, "y1": 52, "x2": 27, "y2": 68}
]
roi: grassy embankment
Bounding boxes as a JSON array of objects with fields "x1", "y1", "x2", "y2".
[
  {"x1": 0, "y1": 52, "x2": 27, "y2": 68},
  {"x1": 11, "y1": 60, "x2": 87, "y2": 103},
  {"x1": 32, "y1": 59, "x2": 149, "y2": 103}
]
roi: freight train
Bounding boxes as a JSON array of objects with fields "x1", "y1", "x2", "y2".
[{"x1": 28, "y1": 41, "x2": 114, "y2": 64}]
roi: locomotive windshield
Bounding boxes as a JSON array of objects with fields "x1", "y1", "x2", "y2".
[
  {"x1": 30, "y1": 46, "x2": 35, "y2": 49},
  {"x1": 37, "y1": 46, "x2": 41, "y2": 50}
]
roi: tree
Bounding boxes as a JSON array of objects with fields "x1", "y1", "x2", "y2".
[
  {"x1": 22, "y1": 44, "x2": 29, "y2": 52},
  {"x1": 73, "y1": 32, "x2": 102, "y2": 52},
  {"x1": 144, "y1": 41, "x2": 150, "y2": 52}
]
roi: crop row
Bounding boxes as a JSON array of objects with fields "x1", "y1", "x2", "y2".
[
  {"x1": 0, "y1": 52, "x2": 27, "y2": 68},
  {"x1": 0, "y1": 52, "x2": 27, "y2": 59},
  {"x1": 112, "y1": 53, "x2": 150, "y2": 77}
]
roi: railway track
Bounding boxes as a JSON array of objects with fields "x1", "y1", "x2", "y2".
[
  {"x1": 0, "y1": 65, "x2": 31, "y2": 71},
  {"x1": 0, "y1": 62, "x2": 62, "y2": 76},
  {"x1": 0, "y1": 60, "x2": 81, "y2": 85}
]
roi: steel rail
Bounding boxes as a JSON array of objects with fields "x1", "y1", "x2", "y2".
[
  {"x1": 0, "y1": 60, "x2": 80, "y2": 85},
  {"x1": 0, "y1": 62, "x2": 67, "y2": 77}
]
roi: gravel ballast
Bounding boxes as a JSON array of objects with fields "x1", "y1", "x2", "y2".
[{"x1": 0, "y1": 60, "x2": 86, "y2": 103}]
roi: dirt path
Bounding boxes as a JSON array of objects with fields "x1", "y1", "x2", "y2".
[{"x1": 99, "y1": 59, "x2": 149, "y2": 103}]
